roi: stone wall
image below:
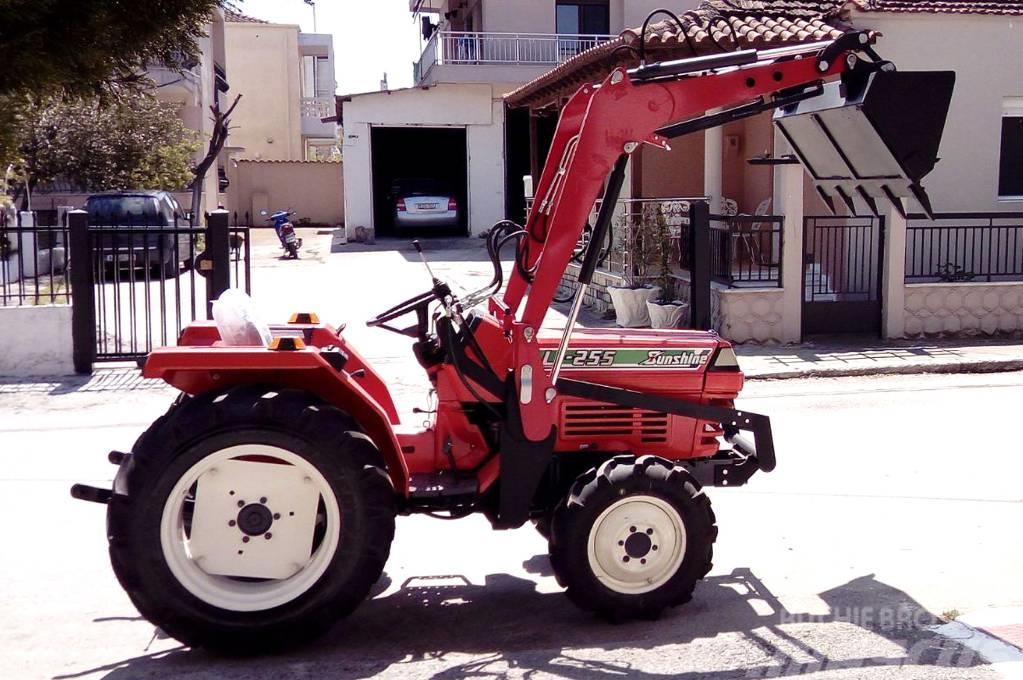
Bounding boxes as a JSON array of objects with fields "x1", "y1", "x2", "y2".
[
  {"x1": 559, "y1": 263, "x2": 624, "y2": 313},
  {"x1": 715, "y1": 288, "x2": 786, "y2": 343},
  {"x1": 0, "y1": 305, "x2": 75, "y2": 376},
  {"x1": 563, "y1": 263, "x2": 787, "y2": 343},
  {"x1": 903, "y1": 282, "x2": 1023, "y2": 337}
]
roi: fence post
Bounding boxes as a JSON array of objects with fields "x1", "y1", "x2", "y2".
[
  {"x1": 205, "y1": 209, "x2": 231, "y2": 317},
  {"x1": 881, "y1": 206, "x2": 906, "y2": 339},
  {"x1": 689, "y1": 200, "x2": 712, "y2": 330},
  {"x1": 68, "y1": 210, "x2": 95, "y2": 374},
  {"x1": 776, "y1": 161, "x2": 804, "y2": 343}
]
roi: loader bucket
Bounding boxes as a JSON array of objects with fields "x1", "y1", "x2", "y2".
[{"x1": 774, "y1": 70, "x2": 955, "y2": 217}]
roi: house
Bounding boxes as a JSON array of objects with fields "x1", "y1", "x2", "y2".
[
  {"x1": 340, "y1": 0, "x2": 698, "y2": 239},
  {"x1": 506, "y1": 0, "x2": 1023, "y2": 342},
  {"x1": 221, "y1": 10, "x2": 344, "y2": 226},
  {"x1": 221, "y1": 10, "x2": 338, "y2": 161}
]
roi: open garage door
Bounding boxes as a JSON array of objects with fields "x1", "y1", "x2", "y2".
[{"x1": 371, "y1": 126, "x2": 468, "y2": 238}]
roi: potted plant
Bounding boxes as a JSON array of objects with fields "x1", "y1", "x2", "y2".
[
  {"x1": 0, "y1": 204, "x2": 19, "y2": 284},
  {"x1": 607, "y1": 206, "x2": 661, "y2": 327},
  {"x1": 645, "y1": 202, "x2": 688, "y2": 329}
]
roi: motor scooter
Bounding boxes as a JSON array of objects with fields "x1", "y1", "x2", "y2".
[{"x1": 264, "y1": 209, "x2": 302, "y2": 259}]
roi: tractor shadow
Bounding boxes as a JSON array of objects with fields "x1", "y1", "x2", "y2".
[{"x1": 80, "y1": 564, "x2": 988, "y2": 679}]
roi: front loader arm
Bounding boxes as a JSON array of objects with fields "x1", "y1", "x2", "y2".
[{"x1": 503, "y1": 38, "x2": 861, "y2": 328}]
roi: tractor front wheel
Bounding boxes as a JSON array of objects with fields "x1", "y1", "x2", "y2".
[
  {"x1": 548, "y1": 455, "x2": 716, "y2": 621},
  {"x1": 107, "y1": 387, "x2": 396, "y2": 653}
]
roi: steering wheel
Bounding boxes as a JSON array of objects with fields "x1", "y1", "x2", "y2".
[{"x1": 367, "y1": 288, "x2": 437, "y2": 339}]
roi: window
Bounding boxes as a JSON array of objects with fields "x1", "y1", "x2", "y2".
[
  {"x1": 556, "y1": 0, "x2": 609, "y2": 35},
  {"x1": 301, "y1": 55, "x2": 333, "y2": 99},
  {"x1": 1000, "y1": 98, "x2": 1023, "y2": 198}
]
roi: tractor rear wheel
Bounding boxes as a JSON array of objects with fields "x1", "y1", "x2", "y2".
[
  {"x1": 548, "y1": 455, "x2": 716, "y2": 621},
  {"x1": 107, "y1": 386, "x2": 396, "y2": 653}
]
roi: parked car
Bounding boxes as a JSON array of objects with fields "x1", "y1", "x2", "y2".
[
  {"x1": 86, "y1": 191, "x2": 193, "y2": 278},
  {"x1": 391, "y1": 178, "x2": 459, "y2": 230}
]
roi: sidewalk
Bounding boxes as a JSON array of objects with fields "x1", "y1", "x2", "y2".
[
  {"x1": 933, "y1": 608, "x2": 1023, "y2": 679},
  {"x1": 570, "y1": 304, "x2": 1023, "y2": 381},
  {"x1": 735, "y1": 338, "x2": 1023, "y2": 380}
]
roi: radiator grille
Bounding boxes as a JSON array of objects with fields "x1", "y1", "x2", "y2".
[{"x1": 560, "y1": 403, "x2": 669, "y2": 443}]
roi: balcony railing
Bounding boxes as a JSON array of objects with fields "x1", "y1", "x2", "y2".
[
  {"x1": 415, "y1": 30, "x2": 615, "y2": 82},
  {"x1": 301, "y1": 96, "x2": 335, "y2": 120}
]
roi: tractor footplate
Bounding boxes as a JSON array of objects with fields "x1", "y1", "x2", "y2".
[{"x1": 409, "y1": 473, "x2": 479, "y2": 500}]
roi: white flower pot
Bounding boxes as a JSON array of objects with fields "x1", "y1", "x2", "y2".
[
  {"x1": 608, "y1": 285, "x2": 661, "y2": 328},
  {"x1": 2, "y1": 255, "x2": 20, "y2": 283},
  {"x1": 647, "y1": 300, "x2": 688, "y2": 329}
]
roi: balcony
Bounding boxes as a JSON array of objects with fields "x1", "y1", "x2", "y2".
[
  {"x1": 301, "y1": 96, "x2": 336, "y2": 138},
  {"x1": 148, "y1": 51, "x2": 202, "y2": 104},
  {"x1": 414, "y1": 30, "x2": 614, "y2": 84}
]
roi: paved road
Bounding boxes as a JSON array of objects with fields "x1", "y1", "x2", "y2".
[{"x1": 2, "y1": 239, "x2": 1020, "y2": 678}]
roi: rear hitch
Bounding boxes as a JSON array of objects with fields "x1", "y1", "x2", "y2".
[{"x1": 70, "y1": 484, "x2": 112, "y2": 505}]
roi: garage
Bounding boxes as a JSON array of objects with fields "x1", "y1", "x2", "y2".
[{"x1": 370, "y1": 126, "x2": 468, "y2": 237}]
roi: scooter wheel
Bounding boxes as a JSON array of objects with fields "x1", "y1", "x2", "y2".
[{"x1": 287, "y1": 243, "x2": 299, "y2": 259}]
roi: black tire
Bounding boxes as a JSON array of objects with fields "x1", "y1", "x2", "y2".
[
  {"x1": 159, "y1": 256, "x2": 180, "y2": 279},
  {"x1": 532, "y1": 515, "x2": 553, "y2": 541},
  {"x1": 286, "y1": 243, "x2": 299, "y2": 259},
  {"x1": 107, "y1": 386, "x2": 396, "y2": 653},
  {"x1": 548, "y1": 455, "x2": 716, "y2": 621}
]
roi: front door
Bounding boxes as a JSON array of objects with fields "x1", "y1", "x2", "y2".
[{"x1": 802, "y1": 215, "x2": 885, "y2": 337}]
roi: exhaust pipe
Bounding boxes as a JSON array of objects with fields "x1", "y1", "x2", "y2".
[{"x1": 774, "y1": 69, "x2": 955, "y2": 218}]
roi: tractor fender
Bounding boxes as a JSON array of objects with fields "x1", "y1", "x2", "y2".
[{"x1": 143, "y1": 347, "x2": 410, "y2": 495}]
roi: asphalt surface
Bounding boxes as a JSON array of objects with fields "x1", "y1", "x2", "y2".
[{"x1": 2, "y1": 238, "x2": 1021, "y2": 679}]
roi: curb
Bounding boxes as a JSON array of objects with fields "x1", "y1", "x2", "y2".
[
  {"x1": 743, "y1": 359, "x2": 1023, "y2": 381},
  {"x1": 931, "y1": 618, "x2": 1023, "y2": 679}
]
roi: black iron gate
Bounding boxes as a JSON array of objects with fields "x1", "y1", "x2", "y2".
[
  {"x1": 802, "y1": 215, "x2": 885, "y2": 337},
  {"x1": 69, "y1": 210, "x2": 251, "y2": 371}
]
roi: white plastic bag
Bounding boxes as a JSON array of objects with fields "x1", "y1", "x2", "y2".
[{"x1": 212, "y1": 288, "x2": 272, "y2": 347}]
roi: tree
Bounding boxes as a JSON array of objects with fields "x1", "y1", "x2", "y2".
[
  {"x1": 0, "y1": 0, "x2": 222, "y2": 166},
  {"x1": 14, "y1": 95, "x2": 198, "y2": 197},
  {"x1": 190, "y1": 93, "x2": 241, "y2": 223},
  {"x1": 0, "y1": 0, "x2": 221, "y2": 99}
]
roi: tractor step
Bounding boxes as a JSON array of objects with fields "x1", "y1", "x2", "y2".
[{"x1": 408, "y1": 473, "x2": 479, "y2": 499}]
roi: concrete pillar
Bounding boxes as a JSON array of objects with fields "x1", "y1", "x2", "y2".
[
  {"x1": 775, "y1": 162, "x2": 804, "y2": 343},
  {"x1": 882, "y1": 203, "x2": 907, "y2": 339},
  {"x1": 703, "y1": 121, "x2": 722, "y2": 211}
]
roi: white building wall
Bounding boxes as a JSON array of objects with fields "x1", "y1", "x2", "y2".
[
  {"x1": 0, "y1": 306, "x2": 75, "y2": 377},
  {"x1": 342, "y1": 83, "x2": 510, "y2": 238},
  {"x1": 619, "y1": 1, "x2": 701, "y2": 31},
  {"x1": 475, "y1": 1, "x2": 703, "y2": 37},
  {"x1": 483, "y1": 0, "x2": 554, "y2": 33},
  {"x1": 852, "y1": 12, "x2": 1023, "y2": 213}
]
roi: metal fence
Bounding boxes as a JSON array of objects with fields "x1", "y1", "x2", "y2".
[
  {"x1": 0, "y1": 211, "x2": 71, "y2": 306},
  {"x1": 708, "y1": 214, "x2": 783, "y2": 288},
  {"x1": 588, "y1": 198, "x2": 783, "y2": 291},
  {"x1": 905, "y1": 212, "x2": 1023, "y2": 282},
  {"x1": 416, "y1": 30, "x2": 614, "y2": 80},
  {"x1": 67, "y1": 210, "x2": 251, "y2": 371}
]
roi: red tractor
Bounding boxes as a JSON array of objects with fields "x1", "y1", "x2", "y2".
[{"x1": 73, "y1": 26, "x2": 952, "y2": 652}]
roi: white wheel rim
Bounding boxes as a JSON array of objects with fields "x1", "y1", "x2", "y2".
[
  {"x1": 586, "y1": 495, "x2": 687, "y2": 595},
  {"x1": 159, "y1": 444, "x2": 341, "y2": 612}
]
